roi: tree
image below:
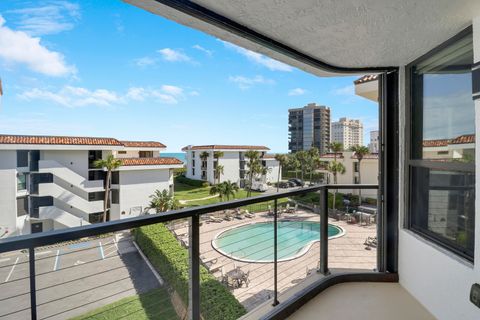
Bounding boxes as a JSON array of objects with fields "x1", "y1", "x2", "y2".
[
  {"x1": 306, "y1": 148, "x2": 321, "y2": 183},
  {"x1": 327, "y1": 161, "x2": 346, "y2": 209},
  {"x1": 94, "y1": 154, "x2": 122, "y2": 222},
  {"x1": 213, "y1": 151, "x2": 225, "y2": 184},
  {"x1": 274, "y1": 154, "x2": 289, "y2": 192},
  {"x1": 294, "y1": 151, "x2": 308, "y2": 181},
  {"x1": 350, "y1": 145, "x2": 370, "y2": 205},
  {"x1": 328, "y1": 142, "x2": 343, "y2": 162},
  {"x1": 210, "y1": 181, "x2": 239, "y2": 201},
  {"x1": 287, "y1": 156, "x2": 301, "y2": 178},
  {"x1": 245, "y1": 150, "x2": 261, "y2": 197},
  {"x1": 148, "y1": 189, "x2": 179, "y2": 213}
]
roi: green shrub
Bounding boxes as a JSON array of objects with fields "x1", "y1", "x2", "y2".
[
  {"x1": 174, "y1": 167, "x2": 187, "y2": 176},
  {"x1": 134, "y1": 224, "x2": 246, "y2": 320},
  {"x1": 175, "y1": 175, "x2": 210, "y2": 187}
]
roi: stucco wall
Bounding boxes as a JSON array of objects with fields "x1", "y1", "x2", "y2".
[
  {"x1": 118, "y1": 169, "x2": 172, "y2": 218},
  {"x1": 0, "y1": 151, "x2": 18, "y2": 236},
  {"x1": 41, "y1": 150, "x2": 89, "y2": 179},
  {"x1": 397, "y1": 20, "x2": 480, "y2": 319}
]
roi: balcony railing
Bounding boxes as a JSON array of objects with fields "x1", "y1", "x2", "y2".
[{"x1": 0, "y1": 184, "x2": 382, "y2": 320}]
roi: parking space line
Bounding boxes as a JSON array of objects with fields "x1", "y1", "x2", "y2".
[
  {"x1": 99, "y1": 241, "x2": 105, "y2": 260},
  {"x1": 4, "y1": 257, "x2": 19, "y2": 282},
  {"x1": 53, "y1": 250, "x2": 60, "y2": 271}
]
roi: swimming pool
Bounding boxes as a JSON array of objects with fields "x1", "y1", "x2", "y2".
[{"x1": 212, "y1": 221, "x2": 345, "y2": 263}]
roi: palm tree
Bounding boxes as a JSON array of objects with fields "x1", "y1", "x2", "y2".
[
  {"x1": 350, "y1": 145, "x2": 370, "y2": 205},
  {"x1": 295, "y1": 151, "x2": 308, "y2": 181},
  {"x1": 148, "y1": 189, "x2": 179, "y2": 213},
  {"x1": 328, "y1": 142, "x2": 343, "y2": 162},
  {"x1": 94, "y1": 154, "x2": 122, "y2": 222},
  {"x1": 287, "y1": 156, "x2": 301, "y2": 178},
  {"x1": 245, "y1": 150, "x2": 261, "y2": 196},
  {"x1": 199, "y1": 151, "x2": 209, "y2": 180},
  {"x1": 214, "y1": 164, "x2": 224, "y2": 184},
  {"x1": 274, "y1": 154, "x2": 289, "y2": 192},
  {"x1": 210, "y1": 181, "x2": 239, "y2": 201},
  {"x1": 213, "y1": 151, "x2": 224, "y2": 184},
  {"x1": 327, "y1": 161, "x2": 346, "y2": 210},
  {"x1": 307, "y1": 148, "x2": 320, "y2": 184}
]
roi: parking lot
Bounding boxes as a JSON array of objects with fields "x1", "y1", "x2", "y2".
[{"x1": 0, "y1": 231, "x2": 160, "y2": 320}]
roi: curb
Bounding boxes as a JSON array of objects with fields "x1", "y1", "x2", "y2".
[{"x1": 133, "y1": 240, "x2": 164, "y2": 286}]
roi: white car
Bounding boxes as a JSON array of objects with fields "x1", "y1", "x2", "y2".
[{"x1": 251, "y1": 181, "x2": 268, "y2": 192}]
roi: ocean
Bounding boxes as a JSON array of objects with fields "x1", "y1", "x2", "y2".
[{"x1": 161, "y1": 152, "x2": 186, "y2": 163}]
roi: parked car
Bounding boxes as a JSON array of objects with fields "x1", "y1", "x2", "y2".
[
  {"x1": 251, "y1": 181, "x2": 268, "y2": 192},
  {"x1": 288, "y1": 178, "x2": 305, "y2": 187},
  {"x1": 278, "y1": 181, "x2": 290, "y2": 188}
]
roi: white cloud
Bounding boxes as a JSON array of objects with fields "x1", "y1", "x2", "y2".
[
  {"x1": 161, "y1": 85, "x2": 183, "y2": 96},
  {"x1": 0, "y1": 15, "x2": 75, "y2": 77},
  {"x1": 189, "y1": 90, "x2": 200, "y2": 96},
  {"x1": 192, "y1": 44, "x2": 212, "y2": 56},
  {"x1": 222, "y1": 41, "x2": 293, "y2": 72},
  {"x1": 229, "y1": 75, "x2": 275, "y2": 90},
  {"x1": 158, "y1": 48, "x2": 191, "y2": 62},
  {"x1": 19, "y1": 84, "x2": 192, "y2": 107},
  {"x1": 288, "y1": 88, "x2": 307, "y2": 96},
  {"x1": 8, "y1": 1, "x2": 80, "y2": 36},
  {"x1": 134, "y1": 56, "x2": 156, "y2": 68},
  {"x1": 19, "y1": 86, "x2": 122, "y2": 107}
]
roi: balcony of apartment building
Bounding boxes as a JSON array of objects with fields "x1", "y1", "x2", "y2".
[{"x1": 1, "y1": 1, "x2": 480, "y2": 320}]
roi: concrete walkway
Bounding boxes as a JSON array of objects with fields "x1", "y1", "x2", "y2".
[{"x1": 179, "y1": 194, "x2": 219, "y2": 204}]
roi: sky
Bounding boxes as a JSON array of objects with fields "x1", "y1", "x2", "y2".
[{"x1": 0, "y1": 0, "x2": 378, "y2": 153}]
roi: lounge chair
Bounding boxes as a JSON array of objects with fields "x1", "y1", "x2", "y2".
[
  {"x1": 223, "y1": 210, "x2": 234, "y2": 221},
  {"x1": 206, "y1": 214, "x2": 223, "y2": 223},
  {"x1": 235, "y1": 209, "x2": 245, "y2": 220},
  {"x1": 244, "y1": 210, "x2": 255, "y2": 218}
]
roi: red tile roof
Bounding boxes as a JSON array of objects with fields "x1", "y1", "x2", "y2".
[
  {"x1": 354, "y1": 74, "x2": 379, "y2": 84},
  {"x1": 120, "y1": 157, "x2": 183, "y2": 166},
  {"x1": 182, "y1": 145, "x2": 270, "y2": 151},
  {"x1": 450, "y1": 134, "x2": 475, "y2": 145},
  {"x1": 0, "y1": 135, "x2": 123, "y2": 146},
  {"x1": 423, "y1": 134, "x2": 475, "y2": 147},
  {"x1": 0, "y1": 134, "x2": 166, "y2": 148},
  {"x1": 262, "y1": 154, "x2": 277, "y2": 159},
  {"x1": 121, "y1": 140, "x2": 166, "y2": 148}
]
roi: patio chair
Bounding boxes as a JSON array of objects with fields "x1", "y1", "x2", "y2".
[
  {"x1": 207, "y1": 215, "x2": 223, "y2": 223},
  {"x1": 241, "y1": 270, "x2": 250, "y2": 287},
  {"x1": 235, "y1": 210, "x2": 245, "y2": 220},
  {"x1": 223, "y1": 210, "x2": 234, "y2": 221},
  {"x1": 244, "y1": 210, "x2": 255, "y2": 218},
  {"x1": 285, "y1": 203, "x2": 291, "y2": 213}
]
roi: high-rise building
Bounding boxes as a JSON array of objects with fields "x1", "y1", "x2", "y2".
[
  {"x1": 331, "y1": 117, "x2": 364, "y2": 149},
  {"x1": 369, "y1": 130, "x2": 379, "y2": 153},
  {"x1": 288, "y1": 103, "x2": 331, "y2": 154}
]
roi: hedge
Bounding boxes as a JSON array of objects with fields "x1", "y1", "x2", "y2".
[
  {"x1": 176, "y1": 175, "x2": 210, "y2": 187},
  {"x1": 134, "y1": 224, "x2": 246, "y2": 320}
]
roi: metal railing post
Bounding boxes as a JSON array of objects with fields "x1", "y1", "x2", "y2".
[
  {"x1": 29, "y1": 247, "x2": 37, "y2": 320},
  {"x1": 319, "y1": 187, "x2": 329, "y2": 275},
  {"x1": 273, "y1": 199, "x2": 279, "y2": 306},
  {"x1": 189, "y1": 214, "x2": 200, "y2": 320}
]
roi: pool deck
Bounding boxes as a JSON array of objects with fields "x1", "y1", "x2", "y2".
[{"x1": 172, "y1": 209, "x2": 377, "y2": 311}]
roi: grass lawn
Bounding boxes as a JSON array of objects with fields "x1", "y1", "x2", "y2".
[
  {"x1": 184, "y1": 188, "x2": 261, "y2": 207},
  {"x1": 70, "y1": 288, "x2": 178, "y2": 320},
  {"x1": 174, "y1": 181, "x2": 212, "y2": 200}
]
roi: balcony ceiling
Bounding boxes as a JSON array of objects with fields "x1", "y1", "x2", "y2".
[{"x1": 126, "y1": 0, "x2": 480, "y2": 76}]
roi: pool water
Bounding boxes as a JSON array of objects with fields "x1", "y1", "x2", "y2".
[{"x1": 212, "y1": 221, "x2": 344, "y2": 263}]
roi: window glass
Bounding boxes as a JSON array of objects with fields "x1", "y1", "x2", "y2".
[
  {"x1": 17, "y1": 173, "x2": 27, "y2": 191},
  {"x1": 111, "y1": 189, "x2": 119, "y2": 204},
  {"x1": 411, "y1": 33, "x2": 475, "y2": 163},
  {"x1": 408, "y1": 29, "x2": 475, "y2": 260},
  {"x1": 17, "y1": 150, "x2": 29, "y2": 167}
]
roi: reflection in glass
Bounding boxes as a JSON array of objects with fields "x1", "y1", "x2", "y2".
[{"x1": 411, "y1": 32, "x2": 475, "y2": 162}]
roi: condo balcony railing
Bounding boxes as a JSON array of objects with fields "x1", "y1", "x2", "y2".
[{"x1": 0, "y1": 184, "x2": 382, "y2": 320}]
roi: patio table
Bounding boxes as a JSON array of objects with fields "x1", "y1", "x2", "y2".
[{"x1": 226, "y1": 268, "x2": 246, "y2": 288}]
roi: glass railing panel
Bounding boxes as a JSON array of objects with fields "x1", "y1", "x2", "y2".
[
  {"x1": 33, "y1": 228, "x2": 180, "y2": 320},
  {"x1": 0, "y1": 248, "x2": 31, "y2": 319},
  {"x1": 328, "y1": 187, "x2": 378, "y2": 272}
]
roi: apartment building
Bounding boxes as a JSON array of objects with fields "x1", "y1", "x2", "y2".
[
  {"x1": 368, "y1": 130, "x2": 379, "y2": 153},
  {"x1": 182, "y1": 145, "x2": 281, "y2": 187},
  {"x1": 319, "y1": 151, "x2": 378, "y2": 199},
  {"x1": 288, "y1": 103, "x2": 331, "y2": 154},
  {"x1": 0, "y1": 135, "x2": 183, "y2": 236},
  {"x1": 331, "y1": 117, "x2": 364, "y2": 150}
]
